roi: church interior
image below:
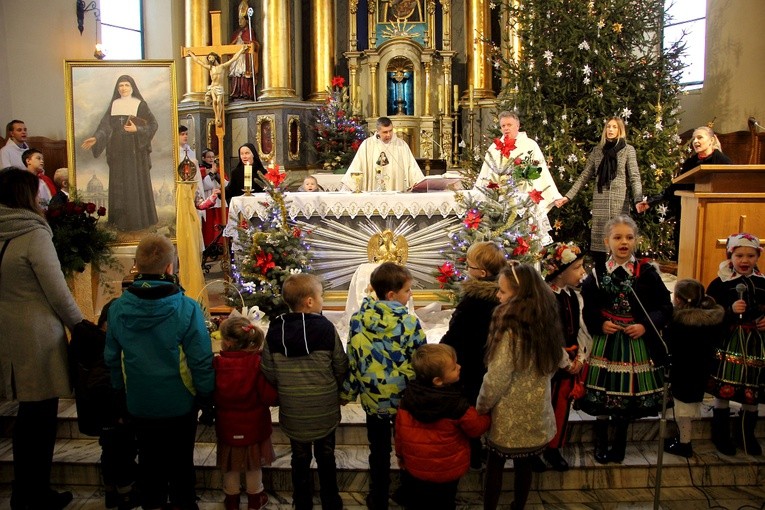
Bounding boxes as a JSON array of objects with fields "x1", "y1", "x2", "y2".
[{"x1": 1, "y1": 0, "x2": 764, "y2": 508}]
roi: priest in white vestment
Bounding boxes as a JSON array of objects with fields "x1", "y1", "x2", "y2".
[
  {"x1": 474, "y1": 111, "x2": 562, "y2": 244},
  {"x1": 341, "y1": 117, "x2": 425, "y2": 192}
]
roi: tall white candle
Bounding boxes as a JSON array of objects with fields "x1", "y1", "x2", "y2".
[
  {"x1": 453, "y1": 85, "x2": 459, "y2": 110},
  {"x1": 244, "y1": 164, "x2": 252, "y2": 187},
  {"x1": 469, "y1": 85, "x2": 474, "y2": 111}
]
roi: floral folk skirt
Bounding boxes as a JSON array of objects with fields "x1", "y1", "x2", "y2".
[
  {"x1": 580, "y1": 326, "x2": 666, "y2": 419},
  {"x1": 707, "y1": 325, "x2": 765, "y2": 405}
]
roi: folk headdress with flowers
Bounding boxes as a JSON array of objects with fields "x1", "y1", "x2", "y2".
[{"x1": 540, "y1": 241, "x2": 584, "y2": 282}]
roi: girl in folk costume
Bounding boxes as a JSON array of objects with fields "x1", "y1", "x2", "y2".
[
  {"x1": 440, "y1": 241, "x2": 507, "y2": 470},
  {"x1": 215, "y1": 316, "x2": 277, "y2": 510},
  {"x1": 476, "y1": 263, "x2": 563, "y2": 510},
  {"x1": 664, "y1": 279, "x2": 724, "y2": 458},
  {"x1": 535, "y1": 242, "x2": 590, "y2": 472},
  {"x1": 706, "y1": 233, "x2": 765, "y2": 456},
  {"x1": 579, "y1": 215, "x2": 672, "y2": 464}
]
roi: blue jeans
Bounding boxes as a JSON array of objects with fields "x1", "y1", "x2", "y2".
[{"x1": 289, "y1": 431, "x2": 342, "y2": 510}]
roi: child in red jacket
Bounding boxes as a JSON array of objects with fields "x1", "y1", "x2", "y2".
[
  {"x1": 215, "y1": 316, "x2": 278, "y2": 510},
  {"x1": 395, "y1": 344, "x2": 491, "y2": 510}
]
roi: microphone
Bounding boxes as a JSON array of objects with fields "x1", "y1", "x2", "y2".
[
  {"x1": 749, "y1": 117, "x2": 764, "y2": 131},
  {"x1": 736, "y1": 283, "x2": 747, "y2": 320}
]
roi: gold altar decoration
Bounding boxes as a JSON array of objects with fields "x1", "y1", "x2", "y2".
[
  {"x1": 367, "y1": 229, "x2": 409, "y2": 264},
  {"x1": 288, "y1": 115, "x2": 301, "y2": 161},
  {"x1": 256, "y1": 114, "x2": 276, "y2": 162},
  {"x1": 261, "y1": 0, "x2": 296, "y2": 98}
]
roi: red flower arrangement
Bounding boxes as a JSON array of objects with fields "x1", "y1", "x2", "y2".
[
  {"x1": 464, "y1": 209, "x2": 482, "y2": 229},
  {"x1": 46, "y1": 198, "x2": 115, "y2": 277},
  {"x1": 494, "y1": 137, "x2": 517, "y2": 158},
  {"x1": 436, "y1": 262, "x2": 457, "y2": 288}
]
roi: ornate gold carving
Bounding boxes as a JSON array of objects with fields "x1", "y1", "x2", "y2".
[
  {"x1": 367, "y1": 230, "x2": 409, "y2": 264},
  {"x1": 256, "y1": 114, "x2": 276, "y2": 162},
  {"x1": 287, "y1": 115, "x2": 300, "y2": 161}
]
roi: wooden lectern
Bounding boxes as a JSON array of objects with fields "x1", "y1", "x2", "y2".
[{"x1": 674, "y1": 164, "x2": 765, "y2": 285}]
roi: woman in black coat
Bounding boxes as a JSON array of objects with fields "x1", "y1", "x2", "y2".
[{"x1": 225, "y1": 143, "x2": 266, "y2": 199}]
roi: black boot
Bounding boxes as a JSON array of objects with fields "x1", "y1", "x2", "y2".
[
  {"x1": 607, "y1": 419, "x2": 629, "y2": 463},
  {"x1": 593, "y1": 418, "x2": 609, "y2": 464},
  {"x1": 739, "y1": 410, "x2": 762, "y2": 456},
  {"x1": 712, "y1": 408, "x2": 736, "y2": 456}
]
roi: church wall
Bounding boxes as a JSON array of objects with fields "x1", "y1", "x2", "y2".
[
  {"x1": 1, "y1": 2, "x2": 761, "y2": 141},
  {"x1": 0, "y1": 1, "x2": 180, "y2": 139},
  {"x1": 677, "y1": 0, "x2": 765, "y2": 133}
]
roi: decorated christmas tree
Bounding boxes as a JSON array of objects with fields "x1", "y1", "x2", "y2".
[
  {"x1": 436, "y1": 150, "x2": 545, "y2": 299},
  {"x1": 311, "y1": 76, "x2": 368, "y2": 172},
  {"x1": 229, "y1": 166, "x2": 314, "y2": 320},
  {"x1": 484, "y1": 0, "x2": 685, "y2": 260}
]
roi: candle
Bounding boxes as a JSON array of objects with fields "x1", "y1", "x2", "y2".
[
  {"x1": 437, "y1": 85, "x2": 443, "y2": 113},
  {"x1": 469, "y1": 85, "x2": 474, "y2": 111},
  {"x1": 244, "y1": 163, "x2": 252, "y2": 188},
  {"x1": 453, "y1": 85, "x2": 459, "y2": 110}
]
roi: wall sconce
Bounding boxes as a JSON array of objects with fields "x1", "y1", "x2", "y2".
[{"x1": 76, "y1": 1, "x2": 106, "y2": 60}]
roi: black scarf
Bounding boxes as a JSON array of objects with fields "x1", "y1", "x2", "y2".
[{"x1": 596, "y1": 138, "x2": 626, "y2": 193}]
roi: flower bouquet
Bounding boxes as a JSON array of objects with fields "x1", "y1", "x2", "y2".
[{"x1": 46, "y1": 199, "x2": 116, "y2": 277}]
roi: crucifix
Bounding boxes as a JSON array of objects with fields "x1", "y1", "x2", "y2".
[{"x1": 182, "y1": 10, "x2": 255, "y2": 248}]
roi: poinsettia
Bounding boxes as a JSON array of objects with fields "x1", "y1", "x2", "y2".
[
  {"x1": 331, "y1": 75, "x2": 345, "y2": 87},
  {"x1": 494, "y1": 137, "x2": 517, "y2": 158},
  {"x1": 255, "y1": 251, "x2": 276, "y2": 275},
  {"x1": 436, "y1": 262, "x2": 456, "y2": 288},
  {"x1": 513, "y1": 236, "x2": 531, "y2": 256},
  {"x1": 528, "y1": 189, "x2": 544, "y2": 204},
  {"x1": 464, "y1": 209, "x2": 482, "y2": 229},
  {"x1": 265, "y1": 164, "x2": 286, "y2": 187}
]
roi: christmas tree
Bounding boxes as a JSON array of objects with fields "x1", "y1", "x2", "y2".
[
  {"x1": 436, "y1": 149, "x2": 545, "y2": 299},
  {"x1": 229, "y1": 166, "x2": 314, "y2": 320},
  {"x1": 311, "y1": 76, "x2": 368, "y2": 172},
  {"x1": 484, "y1": 0, "x2": 685, "y2": 260}
]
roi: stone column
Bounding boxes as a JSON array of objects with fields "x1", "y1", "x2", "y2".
[
  {"x1": 182, "y1": 0, "x2": 209, "y2": 102},
  {"x1": 309, "y1": 0, "x2": 335, "y2": 101},
  {"x1": 261, "y1": 0, "x2": 296, "y2": 98}
]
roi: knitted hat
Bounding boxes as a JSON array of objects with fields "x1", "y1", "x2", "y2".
[
  {"x1": 726, "y1": 232, "x2": 761, "y2": 257},
  {"x1": 540, "y1": 242, "x2": 584, "y2": 282}
]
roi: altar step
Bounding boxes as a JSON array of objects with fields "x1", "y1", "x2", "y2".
[{"x1": 0, "y1": 399, "x2": 763, "y2": 500}]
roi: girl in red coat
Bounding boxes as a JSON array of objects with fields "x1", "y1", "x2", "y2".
[{"x1": 215, "y1": 316, "x2": 278, "y2": 510}]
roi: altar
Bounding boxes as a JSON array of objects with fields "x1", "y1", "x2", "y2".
[{"x1": 224, "y1": 190, "x2": 482, "y2": 293}]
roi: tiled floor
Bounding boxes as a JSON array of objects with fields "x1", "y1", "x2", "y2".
[{"x1": 0, "y1": 486, "x2": 763, "y2": 509}]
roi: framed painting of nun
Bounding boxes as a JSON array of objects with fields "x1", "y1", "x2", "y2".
[{"x1": 65, "y1": 60, "x2": 178, "y2": 245}]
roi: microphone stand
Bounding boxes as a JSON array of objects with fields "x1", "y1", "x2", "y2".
[{"x1": 625, "y1": 282, "x2": 671, "y2": 510}]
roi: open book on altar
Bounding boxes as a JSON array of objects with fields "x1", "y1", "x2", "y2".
[{"x1": 410, "y1": 173, "x2": 463, "y2": 192}]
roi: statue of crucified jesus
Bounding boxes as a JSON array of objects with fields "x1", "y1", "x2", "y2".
[{"x1": 184, "y1": 45, "x2": 248, "y2": 127}]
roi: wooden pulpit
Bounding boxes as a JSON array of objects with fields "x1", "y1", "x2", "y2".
[{"x1": 674, "y1": 164, "x2": 765, "y2": 286}]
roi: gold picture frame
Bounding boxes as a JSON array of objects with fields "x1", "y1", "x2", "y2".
[
  {"x1": 256, "y1": 114, "x2": 276, "y2": 164},
  {"x1": 288, "y1": 115, "x2": 301, "y2": 161},
  {"x1": 64, "y1": 60, "x2": 178, "y2": 245}
]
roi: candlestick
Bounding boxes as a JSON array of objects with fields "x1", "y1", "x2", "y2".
[
  {"x1": 244, "y1": 163, "x2": 252, "y2": 192},
  {"x1": 469, "y1": 85, "x2": 474, "y2": 111},
  {"x1": 453, "y1": 85, "x2": 459, "y2": 111}
]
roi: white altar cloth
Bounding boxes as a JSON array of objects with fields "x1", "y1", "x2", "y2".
[{"x1": 224, "y1": 190, "x2": 482, "y2": 236}]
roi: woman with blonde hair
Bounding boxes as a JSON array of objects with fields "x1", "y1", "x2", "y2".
[{"x1": 555, "y1": 117, "x2": 647, "y2": 267}]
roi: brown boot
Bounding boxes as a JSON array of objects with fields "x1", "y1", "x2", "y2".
[{"x1": 223, "y1": 493, "x2": 240, "y2": 510}]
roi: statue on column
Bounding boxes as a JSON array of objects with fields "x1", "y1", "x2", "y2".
[{"x1": 229, "y1": 0, "x2": 259, "y2": 101}]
